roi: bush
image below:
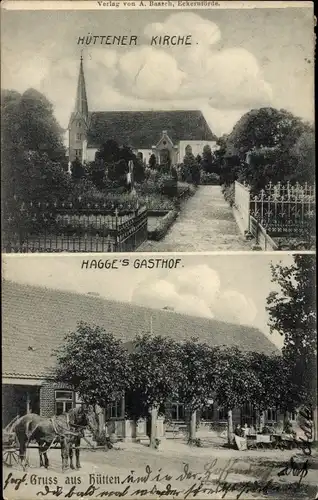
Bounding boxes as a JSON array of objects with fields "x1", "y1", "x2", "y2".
[
  {"x1": 158, "y1": 174, "x2": 178, "y2": 198},
  {"x1": 200, "y1": 172, "x2": 220, "y2": 185},
  {"x1": 222, "y1": 183, "x2": 235, "y2": 207},
  {"x1": 148, "y1": 209, "x2": 179, "y2": 241}
]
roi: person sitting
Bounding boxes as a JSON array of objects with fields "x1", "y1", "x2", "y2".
[
  {"x1": 243, "y1": 423, "x2": 250, "y2": 437},
  {"x1": 234, "y1": 424, "x2": 244, "y2": 437}
]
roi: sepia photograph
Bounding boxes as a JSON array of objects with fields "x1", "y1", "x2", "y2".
[
  {"x1": 2, "y1": 252, "x2": 317, "y2": 499},
  {"x1": 1, "y1": 1, "x2": 315, "y2": 253}
]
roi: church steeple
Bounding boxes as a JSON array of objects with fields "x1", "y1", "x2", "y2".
[{"x1": 74, "y1": 53, "x2": 88, "y2": 121}]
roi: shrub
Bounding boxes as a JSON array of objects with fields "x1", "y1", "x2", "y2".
[
  {"x1": 158, "y1": 174, "x2": 178, "y2": 198},
  {"x1": 148, "y1": 209, "x2": 179, "y2": 241},
  {"x1": 222, "y1": 183, "x2": 235, "y2": 207},
  {"x1": 200, "y1": 172, "x2": 220, "y2": 185}
]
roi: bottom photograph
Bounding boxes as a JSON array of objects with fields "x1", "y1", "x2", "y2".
[{"x1": 2, "y1": 252, "x2": 317, "y2": 500}]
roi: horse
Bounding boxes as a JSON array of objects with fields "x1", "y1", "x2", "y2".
[{"x1": 13, "y1": 405, "x2": 99, "y2": 471}]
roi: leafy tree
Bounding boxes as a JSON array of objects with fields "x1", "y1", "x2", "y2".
[
  {"x1": 289, "y1": 130, "x2": 315, "y2": 185},
  {"x1": 213, "y1": 347, "x2": 259, "y2": 444},
  {"x1": 2, "y1": 88, "x2": 67, "y2": 202},
  {"x1": 176, "y1": 340, "x2": 217, "y2": 441},
  {"x1": 54, "y1": 322, "x2": 131, "y2": 411},
  {"x1": 95, "y1": 140, "x2": 120, "y2": 164},
  {"x1": 148, "y1": 153, "x2": 157, "y2": 169},
  {"x1": 224, "y1": 107, "x2": 314, "y2": 189},
  {"x1": 71, "y1": 157, "x2": 86, "y2": 180},
  {"x1": 127, "y1": 334, "x2": 182, "y2": 447},
  {"x1": 89, "y1": 160, "x2": 107, "y2": 190},
  {"x1": 107, "y1": 159, "x2": 127, "y2": 186},
  {"x1": 244, "y1": 352, "x2": 289, "y2": 424},
  {"x1": 266, "y1": 254, "x2": 317, "y2": 412},
  {"x1": 201, "y1": 145, "x2": 213, "y2": 173},
  {"x1": 182, "y1": 146, "x2": 199, "y2": 185}
]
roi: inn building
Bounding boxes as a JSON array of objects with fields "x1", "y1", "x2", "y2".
[
  {"x1": 67, "y1": 56, "x2": 218, "y2": 169},
  {"x1": 3, "y1": 279, "x2": 302, "y2": 442}
]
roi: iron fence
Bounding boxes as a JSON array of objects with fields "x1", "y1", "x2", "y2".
[
  {"x1": 249, "y1": 182, "x2": 315, "y2": 237},
  {"x1": 2, "y1": 199, "x2": 148, "y2": 253},
  {"x1": 234, "y1": 181, "x2": 315, "y2": 239}
]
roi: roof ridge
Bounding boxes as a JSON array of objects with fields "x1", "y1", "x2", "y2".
[{"x1": 3, "y1": 279, "x2": 269, "y2": 335}]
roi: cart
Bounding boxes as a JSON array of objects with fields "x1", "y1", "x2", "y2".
[{"x1": 2, "y1": 415, "x2": 20, "y2": 467}]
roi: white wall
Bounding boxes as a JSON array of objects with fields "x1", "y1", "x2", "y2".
[
  {"x1": 86, "y1": 148, "x2": 98, "y2": 163},
  {"x1": 136, "y1": 149, "x2": 153, "y2": 165}
]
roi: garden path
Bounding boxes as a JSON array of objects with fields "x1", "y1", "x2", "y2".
[{"x1": 141, "y1": 185, "x2": 252, "y2": 252}]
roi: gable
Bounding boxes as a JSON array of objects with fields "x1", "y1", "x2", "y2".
[{"x1": 87, "y1": 110, "x2": 218, "y2": 149}]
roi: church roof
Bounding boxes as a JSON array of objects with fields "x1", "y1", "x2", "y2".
[
  {"x1": 87, "y1": 110, "x2": 218, "y2": 149},
  {"x1": 3, "y1": 280, "x2": 278, "y2": 380},
  {"x1": 75, "y1": 56, "x2": 88, "y2": 119}
]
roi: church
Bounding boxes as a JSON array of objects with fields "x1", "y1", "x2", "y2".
[{"x1": 67, "y1": 56, "x2": 218, "y2": 167}]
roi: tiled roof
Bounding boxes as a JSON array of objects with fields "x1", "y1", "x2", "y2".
[
  {"x1": 87, "y1": 110, "x2": 217, "y2": 149},
  {"x1": 2, "y1": 280, "x2": 278, "y2": 380}
]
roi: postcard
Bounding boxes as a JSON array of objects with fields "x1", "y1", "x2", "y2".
[
  {"x1": 2, "y1": 251, "x2": 317, "y2": 499},
  {"x1": 1, "y1": 0, "x2": 315, "y2": 253}
]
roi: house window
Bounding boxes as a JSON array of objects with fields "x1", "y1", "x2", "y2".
[
  {"x1": 288, "y1": 411, "x2": 297, "y2": 422},
  {"x1": 218, "y1": 407, "x2": 227, "y2": 421},
  {"x1": 77, "y1": 121, "x2": 81, "y2": 127},
  {"x1": 108, "y1": 400, "x2": 123, "y2": 419},
  {"x1": 76, "y1": 133, "x2": 82, "y2": 141},
  {"x1": 201, "y1": 404, "x2": 214, "y2": 421},
  {"x1": 55, "y1": 390, "x2": 74, "y2": 415},
  {"x1": 75, "y1": 149, "x2": 82, "y2": 157},
  {"x1": 171, "y1": 403, "x2": 185, "y2": 421},
  {"x1": 241, "y1": 402, "x2": 257, "y2": 426},
  {"x1": 267, "y1": 408, "x2": 277, "y2": 422}
]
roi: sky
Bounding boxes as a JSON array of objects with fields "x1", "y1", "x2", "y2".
[
  {"x1": 1, "y1": 4, "x2": 314, "y2": 136},
  {"x1": 2, "y1": 252, "x2": 296, "y2": 349}
]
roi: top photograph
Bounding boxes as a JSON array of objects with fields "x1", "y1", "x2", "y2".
[{"x1": 1, "y1": 2, "x2": 315, "y2": 253}]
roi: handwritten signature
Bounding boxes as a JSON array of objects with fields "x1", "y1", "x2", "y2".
[{"x1": 298, "y1": 406, "x2": 313, "y2": 456}]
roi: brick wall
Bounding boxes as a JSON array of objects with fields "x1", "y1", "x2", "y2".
[{"x1": 40, "y1": 381, "x2": 74, "y2": 417}]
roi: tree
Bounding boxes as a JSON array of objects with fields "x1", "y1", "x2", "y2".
[
  {"x1": 71, "y1": 158, "x2": 86, "y2": 180},
  {"x1": 127, "y1": 334, "x2": 182, "y2": 448},
  {"x1": 182, "y1": 145, "x2": 199, "y2": 185},
  {"x1": 2, "y1": 88, "x2": 67, "y2": 202},
  {"x1": 266, "y1": 255, "x2": 316, "y2": 412},
  {"x1": 289, "y1": 130, "x2": 315, "y2": 185},
  {"x1": 224, "y1": 107, "x2": 313, "y2": 189},
  {"x1": 89, "y1": 160, "x2": 107, "y2": 190},
  {"x1": 201, "y1": 145, "x2": 213, "y2": 173},
  {"x1": 213, "y1": 347, "x2": 259, "y2": 444},
  {"x1": 244, "y1": 352, "x2": 290, "y2": 427},
  {"x1": 148, "y1": 153, "x2": 157, "y2": 169},
  {"x1": 54, "y1": 322, "x2": 131, "y2": 414},
  {"x1": 176, "y1": 340, "x2": 217, "y2": 442},
  {"x1": 95, "y1": 140, "x2": 120, "y2": 164}
]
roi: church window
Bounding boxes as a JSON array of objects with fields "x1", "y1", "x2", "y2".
[
  {"x1": 75, "y1": 149, "x2": 82, "y2": 157},
  {"x1": 162, "y1": 140, "x2": 167, "y2": 146}
]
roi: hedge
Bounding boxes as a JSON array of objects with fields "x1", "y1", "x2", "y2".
[{"x1": 148, "y1": 209, "x2": 179, "y2": 241}]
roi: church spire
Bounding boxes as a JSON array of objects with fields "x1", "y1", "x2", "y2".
[{"x1": 74, "y1": 53, "x2": 88, "y2": 120}]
